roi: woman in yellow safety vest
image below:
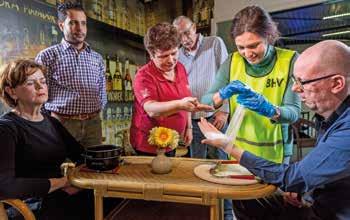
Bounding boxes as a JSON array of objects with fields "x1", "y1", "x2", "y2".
[{"x1": 202, "y1": 5, "x2": 301, "y2": 164}]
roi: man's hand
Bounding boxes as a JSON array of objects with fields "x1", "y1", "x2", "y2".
[
  {"x1": 195, "y1": 103, "x2": 215, "y2": 112},
  {"x1": 219, "y1": 80, "x2": 250, "y2": 100},
  {"x1": 283, "y1": 192, "x2": 303, "y2": 208},
  {"x1": 198, "y1": 117, "x2": 233, "y2": 154},
  {"x1": 237, "y1": 91, "x2": 277, "y2": 118},
  {"x1": 212, "y1": 111, "x2": 228, "y2": 130}
]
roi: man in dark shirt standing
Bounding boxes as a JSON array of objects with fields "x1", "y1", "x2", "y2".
[
  {"x1": 36, "y1": 2, "x2": 106, "y2": 147},
  {"x1": 198, "y1": 40, "x2": 350, "y2": 220}
]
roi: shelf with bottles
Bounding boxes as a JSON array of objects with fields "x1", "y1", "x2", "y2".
[
  {"x1": 105, "y1": 55, "x2": 136, "y2": 103},
  {"x1": 84, "y1": 0, "x2": 146, "y2": 38},
  {"x1": 191, "y1": 0, "x2": 213, "y2": 36},
  {"x1": 100, "y1": 102, "x2": 133, "y2": 151},
  {"x1": 101, "y1": 53, "x2": 138, "y2": 154}
]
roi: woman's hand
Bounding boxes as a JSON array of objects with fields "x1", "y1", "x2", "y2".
[
  {"x1": 48, "y1": 176, "x2": 69, "y2": 193},
  {"x1": 237, "y1": 91, "x2": 277, "y2": 118},
  {"x1": 179, "y1": 97, "x2": 199, "y2": 112},
  {"x1": 179, "y1": 97, "x2": 215, "y2": 112},
  {"x1": 62, "y1": 186, "x2": 82, "y2": 195},
  {"x1": 183, "y1": 127, "x2": 193, "y2": 147},
  {"x1": 219, "y1": 80, "x2": 250, "y2": 99}
]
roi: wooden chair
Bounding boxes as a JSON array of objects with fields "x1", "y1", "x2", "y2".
[
  {"x1": 0, "y1": 199, "x2": 36, "y2": 220},
  {"x1": 292, "y1": 118, "x2": 317, "y2": 161}
]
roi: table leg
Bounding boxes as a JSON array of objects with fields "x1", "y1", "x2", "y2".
[
  {"x1": 94, "y1": 189, "x2": 104, "y2": 220},
  {"x1": 218, "y1": 199, "x2": 224, "y2": 220},
  {"x1": 210, "y1": 200, "x2": 220, "y2": 220}
]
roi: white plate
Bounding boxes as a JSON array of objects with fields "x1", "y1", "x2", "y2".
[{"x1": 194, "y1": 164, "x2": 258, "y2": 185}]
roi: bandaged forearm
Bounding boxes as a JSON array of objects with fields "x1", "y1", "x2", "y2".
[{"x1": 203, "y1": 132, "x2": 234, "y2": 154}]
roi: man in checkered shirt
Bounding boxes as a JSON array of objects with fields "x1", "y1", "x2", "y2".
[{"x1": 36, "y1": 2, "x2": 106, "y2": 147}]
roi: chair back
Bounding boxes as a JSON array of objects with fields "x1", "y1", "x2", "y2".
[
  {"x1": 292, "y1": 118, "x2": 317, "y2": 160},
  {"x1": 0, "y1": 199, "x2": 36, "y2": 220}
]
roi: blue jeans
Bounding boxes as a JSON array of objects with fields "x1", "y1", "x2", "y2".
[
  {"x1": 191, "y1": 116, "x2": 234, "y2": 220},
  {"x1": 7, "y1": 198, "x2": 42, "y2": 219}
]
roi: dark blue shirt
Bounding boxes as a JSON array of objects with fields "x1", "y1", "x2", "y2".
[{"x1": 240, "y1": 96, "x2": 350, "y2": 220}]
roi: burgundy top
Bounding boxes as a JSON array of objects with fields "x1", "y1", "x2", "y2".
[{"x1": 130, "y1": 61, "x2": 192, "y2": 154}]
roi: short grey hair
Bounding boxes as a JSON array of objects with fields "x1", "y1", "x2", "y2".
[{"x1": 172, "y1": 15, "x2": 193, "y2": 27}]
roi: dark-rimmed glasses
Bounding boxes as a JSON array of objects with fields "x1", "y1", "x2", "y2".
[{"x1": 291, "y1": 74, "x2": 337, "y2": 90}]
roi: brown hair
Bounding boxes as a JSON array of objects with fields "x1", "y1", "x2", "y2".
[
  {"x1": 144, "y1": 22, "x2": 181, "y2": 56},
  {"x1": 231, "y1": 5, "x2": 280, "y2": 45},
  {"x1": 0, "y1": 59, "x2": 47, "y2": 107},
  {"x1": 57, "y1": 1, "x2": 85, "y2": 22}
]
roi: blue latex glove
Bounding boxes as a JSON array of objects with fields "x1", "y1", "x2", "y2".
[
  {"x1": 237, "y1": 91, "x2": 277, "y2": 118},
  {"x1": 218, "y1": 80, "x2": 250, "y2": 100}
]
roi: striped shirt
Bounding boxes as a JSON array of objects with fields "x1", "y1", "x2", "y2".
[
  {"x1": 35, "y1": 39, "x2": 107, "y2": 115},
  {"x1": 179, "y1": 34, "x2": 229, "y2": 119}
]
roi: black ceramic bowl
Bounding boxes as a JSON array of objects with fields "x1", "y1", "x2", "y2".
[
  {"x1": 83, "y1": 145, "x2": 123, "y2": 171},
  {"x1": 84, "y1": 156, "x2": 120, "y2": 171}
]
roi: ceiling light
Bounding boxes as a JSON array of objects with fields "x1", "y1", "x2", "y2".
[
  {"x1": 322, "y1": 30, "x2": 350, "y2": 37},
  {"x1": 323, "y1": 12, "x2": 350, "y2": 20}
]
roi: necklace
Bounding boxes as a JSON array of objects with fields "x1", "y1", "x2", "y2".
[{"x1": 12, "y1": 109, "x2": 44, "y2": 122}]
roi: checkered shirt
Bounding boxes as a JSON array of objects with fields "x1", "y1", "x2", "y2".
[{"x1": 35, "y1": 39, "x2": 107, "y2": 115}]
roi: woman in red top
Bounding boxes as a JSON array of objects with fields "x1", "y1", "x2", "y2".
[{"x1": 131, "y1": 22, "x2": 212, "y2": 156}]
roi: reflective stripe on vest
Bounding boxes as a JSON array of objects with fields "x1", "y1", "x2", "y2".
[{"x1": 229, "y1": 47, "x2": 295, "y2": 163}]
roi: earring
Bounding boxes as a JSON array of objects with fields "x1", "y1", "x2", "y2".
[{"x1": 14, "y1": 99, "x2": 17, "y2": 106}]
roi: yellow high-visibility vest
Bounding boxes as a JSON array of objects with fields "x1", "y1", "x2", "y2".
[{"x1": 229, "y1": 47, "x2": 295, "y2": 163}]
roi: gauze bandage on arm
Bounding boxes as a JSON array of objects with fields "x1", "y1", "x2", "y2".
[
  {"x1": 225, "y1": 105, "x2": 246, "y2": 143},
  {"x1": 202, "y1": 105, "x2": 246, "y2": 154}
]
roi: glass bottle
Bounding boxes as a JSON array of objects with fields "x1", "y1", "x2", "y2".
[
  {"x1": 124, "y1": 59, "x2": 133, "y2": 101},
  {"x1": 105, "y1": 55, "x2": 113, "y2": 94},
  {"x1": 92, "y1": 0, "x2": 103, "y2": 21},
  {"x1": 113, "y1": 57, "x2": 123, "y2": 101},
  {"x1": 106, "y1": 107, "x2": 115, "y2": 144},
  {"x1": 23, "y1": 28, "x2": 30, "y2": 50},
  {"x1": 100, "y1": 111, "x2": 106, "y2": 143},
  {"x1": 106, "y1": 0, "x2": 116, "y2": 26}
]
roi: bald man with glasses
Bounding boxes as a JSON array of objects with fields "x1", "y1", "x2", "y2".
[
  {"x1": 198, "y1": 40, "x2": 350, "y2": 220},
  {"x1": 291, "y1": 73, "x2": 338, "y2": 91}
]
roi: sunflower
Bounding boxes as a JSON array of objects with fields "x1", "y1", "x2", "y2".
[{"x1": 148, "y1": 127, "x2": 179, "y2": 149}]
